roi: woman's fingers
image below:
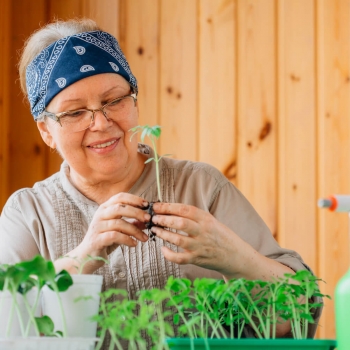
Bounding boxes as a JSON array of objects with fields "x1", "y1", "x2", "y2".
[
  {"x1": 151, "y1": 213, "x2": 202, "y2": 238},
  {"x1": 151, "y1": 226, "x2": 193, "y2": 249},
  {"x1": 161, "y1": 246, "x2": 192, "y2": 265},
  {"x1": 97, "y1": 230, "x2": 140, "y2": 248},
  {"x1": 98, "y1": 218, "x2": 149, "y2": 242},
  {"x1": 103, "y1": 192, "x2": 148, "y2": 209},
  {"x1": 101, "y1": 203, "x2": 150, "y2": 223},
  {"x1": 152, "y1": 202, "x2": 202, "y2": 221}
]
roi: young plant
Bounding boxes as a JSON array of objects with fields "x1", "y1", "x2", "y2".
[
  {"x1": 94, "y1": 288, "x2": 174, "y2": 350},
  {"x1": 61, "y1": 254, "x2": 109, "y2": 275},
  {"x1": 93, "y1": 271, "x2": 327, "y2": 349},
  {"x1": 0, "y1": 255, "x2": 73, "y2": 338},
  {"x1": 129, "y1": 125, "x2": 171, "y2": 202},
  {"x1": 165, "y1": 270, "x2": 327, "y2": 341}
]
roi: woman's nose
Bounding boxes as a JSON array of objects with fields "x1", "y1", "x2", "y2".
[{"x1": 89, "y1": 109, "x2": 112, "y2": 131}]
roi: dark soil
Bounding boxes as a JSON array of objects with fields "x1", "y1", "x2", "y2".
[{"x1": 144, "y1": 202, "x2": 160, "y2": 241}]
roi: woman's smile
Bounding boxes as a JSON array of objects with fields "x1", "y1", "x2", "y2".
[{"x1": 87, "y1": 137, "x2": 120, "y2": 153}]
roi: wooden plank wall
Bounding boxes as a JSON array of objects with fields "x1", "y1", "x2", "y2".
[
  {"x1": 1, "y1": 0, "x2": 350, "y2": 339},
  {"x1": 0, "y1": 1, "x2": 10, "y2": 209}
]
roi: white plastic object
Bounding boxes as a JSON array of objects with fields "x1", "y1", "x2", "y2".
[
  {"x1": 0, "y1": 289, "x2": 39, "y2": 337},
  {"x1": 0, "y1": 337, "x2": 98, "y2": 350},
  {"x1": 41, "y1": 274, "x2": 103, "y2": 338}
]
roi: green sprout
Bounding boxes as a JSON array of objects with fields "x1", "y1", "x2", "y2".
[
  {"x1": 60, "y1": 255, "x2": 109, "y2": 275},
  {"x1": 129, "y1": 125, "x2": 171, "y2": 202},
  {"x1": 93, "y1": 270, "x2": 328, "y2": 348},
  {"x1": 0, "y1": 255, "x2": 73, "y2": 338}
]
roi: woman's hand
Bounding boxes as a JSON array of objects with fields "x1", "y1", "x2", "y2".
[
  {"x1": 54, "y1": 193, "x2": 150, "y2": 274},
  {"x1": 150, "y1": 202, "x2": 294, "y2": 281},
  {"x1": 150, "y1": 202, "x2": 241, "y2": 276}
]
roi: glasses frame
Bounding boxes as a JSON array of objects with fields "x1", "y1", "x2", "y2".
[{"x1": 40, "y1": 91, "x2": 137, "y2": 128}]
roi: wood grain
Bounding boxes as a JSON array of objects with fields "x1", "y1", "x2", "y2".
[
  {"x1": 317, "y1": 0, "x2": 350, "y2": 338},
  {"x1": 237, "y1": 0, "x2": 277, "y2": 236},
  {"x1": 159, "y1": 0, "x2": 197, "y2": 159},
  {"x1": 277, "y1": 0, "x2": 317, "y2": 271},
  {"x1": 198, "y1": 0, "x2": 236, "y2": 178},
  {"x1": 0, "y1": 0, "x2": 10, "y2": 208},
  {"x1": 8, "y1": 0, "x2": 48, "y2": 194},
  {"x1": 119, "y1": 0, "x2": 160, "y2": 133}
]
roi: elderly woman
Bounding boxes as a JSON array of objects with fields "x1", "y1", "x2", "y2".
[{"x1": 0, "y1": 18, "x2": 319, "y2": 339}]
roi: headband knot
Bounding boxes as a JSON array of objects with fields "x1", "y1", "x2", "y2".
[{"x1": 26, "y1": 31, "x2": 138, "y2": 119}]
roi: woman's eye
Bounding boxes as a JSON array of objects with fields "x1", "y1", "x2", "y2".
[
  {"x1": 108, "y1": 98, "x2": 123, "y2": 106},
  {"x1": 64, "y1": 110, "x2": 86, "y2": 117}
]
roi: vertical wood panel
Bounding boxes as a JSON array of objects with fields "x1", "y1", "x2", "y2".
[
  {"x1": 119, "y1": 0, "x2": 159, "y2": 129},
  {"x1": 48, "y1": 0, "x2": 83, "y2": 19},
  {"x1": 159, "y1": 0, "x2": 198, "y2": 159},
  {"x1": 0, "y1": 0, "x2": 11, "y2": 208},
  {"x1": 277, "y1": 0, "x2": 317, "y2": 271},
  {"x1": 49, "y1": 0, "x2": 119, "y2": 37},
  {"x1": 81, "y1": 0, "x2": 119, "y2": 37},
  {"x1": 8, "y1": 0, "x2": 48, "y2": 195},
  {"x1": 317, "y1": 0, "x2": 350, "y2": 339},
  {"x1": 198, "y1": 0, "x2": 236, "y2": 178},
  {"x1": 237, "y1": 0, "x2": 277, "y2": 235}
]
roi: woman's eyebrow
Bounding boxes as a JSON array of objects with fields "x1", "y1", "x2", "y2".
[{"x1": 100, "y1": 86, "x2": 128, "y2": 97}]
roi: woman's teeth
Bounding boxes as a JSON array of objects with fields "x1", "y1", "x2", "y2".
[{"x1": 91, "y1": 140, "x2": 117, "y2": 149}]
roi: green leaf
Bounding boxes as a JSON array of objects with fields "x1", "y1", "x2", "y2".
[
  {"x1": 35, "y1": 315, "x2": 55, "y2": 336},
  {"x1": 48, "y1": 270, "x2": 73, "y2": 292},
  {"x1": 150, "y1": 125, "x2": 162, "y2": 138},
  {"x1": 144, "y1": 157, "x2": 154, "y2": 164},
  {"x1": 140, "y1": 126, "x2": 150, "y2": 143}
]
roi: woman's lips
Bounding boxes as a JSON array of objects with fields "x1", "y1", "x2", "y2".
[{"x1": 87, "y1": 138, "x2": 120, "y2": 153}]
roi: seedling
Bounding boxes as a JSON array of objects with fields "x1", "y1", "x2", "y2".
[
  {"x1": 0, "y1": 255, "x2": 73, "y2": 338},
  {"x1": 61, "y1": 255, "x2": 109, "y2": 275},
  {"x1": 129, "y1": 125, "x2": 171, "y2": 202},
  {"x1": 165, "y1": 270, "x2": 328, "y2": 340},
  {"x1": 93, "y1": 270, "x2": 327, "y2": 348},
  {"x1": 94, "y1": 288, "x2": 173, "y2": 350}
]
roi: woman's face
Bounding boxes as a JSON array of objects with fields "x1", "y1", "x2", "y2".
[{"x1": 38, "y1": 73, "x2": 140, "y2": 185}]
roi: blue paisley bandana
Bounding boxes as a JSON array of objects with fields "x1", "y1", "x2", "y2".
[{"x1": 26, "y1": 31, "x2": 138, "y2": 119}]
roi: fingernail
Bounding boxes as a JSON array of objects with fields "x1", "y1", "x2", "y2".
[
  {"x1": 152, "y1": 215, "x2": 158, "y2": 224},
  {"x1": 143, "y1": 233, "x2": 149, "y2": 240},
  {"x1": 142, "y1": 201, "x2": 149, "y2": 207},
  {"x1": 151, "y1": 227, "x2": 157, "y2": 235},
  {"x1": 144, "y1": 213, "x2": 151, "y2": 221}
]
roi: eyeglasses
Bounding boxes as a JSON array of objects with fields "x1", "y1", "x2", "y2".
[{"x1": 41, "y1": 92, "x2": 137, "y2": 133}]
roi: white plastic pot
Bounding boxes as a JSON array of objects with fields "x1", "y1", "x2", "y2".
[
  {"x1": 0, "y1": 337, "x2": 98, "y2": 350},
  {"x1": 41, "y1": 274, "x2": 103, "y2": 338},
  {"x1": 0, "y1": 290, "x2": 38, "y2": 337}
]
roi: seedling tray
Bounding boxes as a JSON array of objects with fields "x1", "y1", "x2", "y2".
[{"x1": 166, "y1": 338, "x2": 337, "y2": 350}]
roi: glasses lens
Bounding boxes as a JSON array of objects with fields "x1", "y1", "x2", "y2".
[
  {"x1": 104, "y1": 96, "x2": 135, "y2": 119},
  {"x1": 60, "y1": 109, "x2": 92, "y2": 132}
]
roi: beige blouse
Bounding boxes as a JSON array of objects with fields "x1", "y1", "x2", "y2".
[{"x1": 0, "y1": 144, "x2": 320, "y2": 338}]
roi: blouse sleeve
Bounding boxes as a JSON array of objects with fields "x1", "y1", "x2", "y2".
[{"x1": 0, "y1": 191, "x2": 44, "y2": 264}]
